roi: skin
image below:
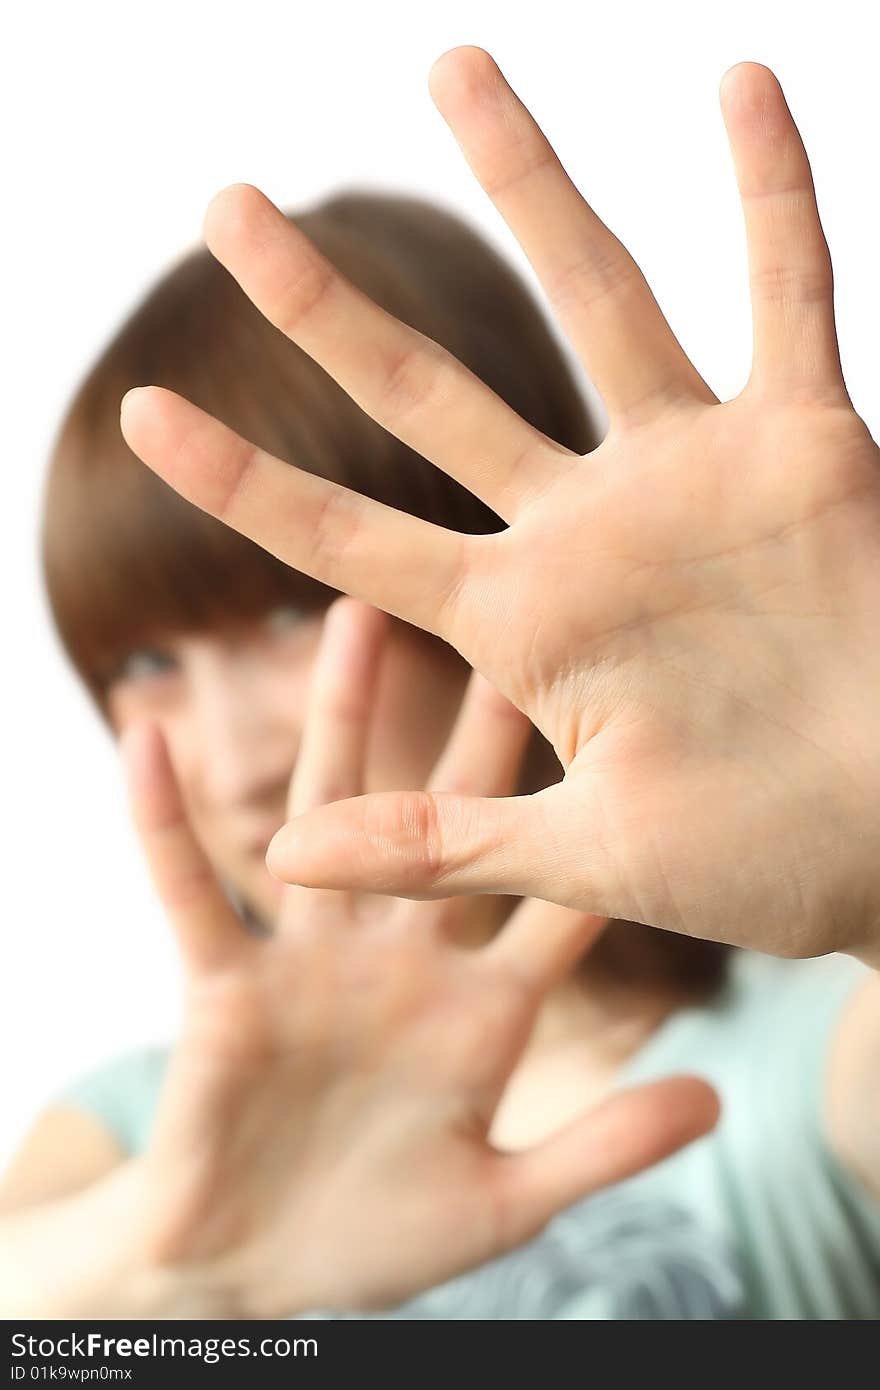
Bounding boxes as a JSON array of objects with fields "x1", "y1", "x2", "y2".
[
  {"x1": 0, "y1": 599, "x2": 718, "y2": 1318},
  {"x1": 103, "y1": 604, "x2": 476, "y2": 928},
  {"x1": 5, "y1": 50, "x2": 879, "y2": 1318},
  {"x1": 119, "y1": 51, "x2": 880, "y2": 970}
]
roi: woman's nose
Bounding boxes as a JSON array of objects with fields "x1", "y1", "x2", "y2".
[{"x1": 188, "y1": 662, "x2": 298, "y2": 810}]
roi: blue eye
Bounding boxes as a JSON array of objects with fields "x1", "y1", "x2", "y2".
[{"x1": 115, "y1": 648, "x2": 179, "y2": 683}]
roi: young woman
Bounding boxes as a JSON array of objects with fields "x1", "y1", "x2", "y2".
[
  {"x1": 0, "y1": 184, "x2": 720, "y2": 1320},
  {"x1": 4, "y1": 66, "x2": 880, "y2": 1312}
]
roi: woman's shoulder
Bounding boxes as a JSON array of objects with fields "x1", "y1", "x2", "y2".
[
  {"x1": 614, "y1": 952, "x2": 880, "y2": 1318},
  {"x1": 54, "y1": 1042, "x2": 173, "y2": 1156},
  {"x1": 60, "y1": 1042, "x2": 172, "y2": 1099}
]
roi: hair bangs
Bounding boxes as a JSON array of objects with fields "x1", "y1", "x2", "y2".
[
  {"x1": 42, "y1": 397, "x2": 334, "y2": 705},
  {"x1": 42, "y1": 191, "x2": 593, "y2": 710}
]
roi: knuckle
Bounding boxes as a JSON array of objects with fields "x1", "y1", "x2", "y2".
[
  {"x1": 378, "y1": 339, "x2": 446, "y2": 423},
  {"x1": 307, "y1": 486, "x2": 364, "y2": 585},
  {"x1": 358, "y1": 790, "x2": 453, "y2": 889},
  {"x1": 480, "y1": 143, "x2": 555, "y2": 202},
  {"x1": 547, "y1": 243, "x2": 640, "y2": 316},
  {"x1": 275, "y1": 256, "x2": 337, "y2": 338},
  {"x1": 749, "y1": 262, "x2": 832, "y2": 305},
  {"x1": 397, "y1": 790, "x2": 448, "y2": 883},
  {"x1": 387, "y1": 790, "x2": 499, "y2": 890},
  {"x1": 214, "y1": 440, "x2": 260, "y2": 521}
]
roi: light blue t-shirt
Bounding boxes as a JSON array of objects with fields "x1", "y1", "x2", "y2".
[{"x1": 58, "y1": 951, "x2": 880, "y2": 1319}]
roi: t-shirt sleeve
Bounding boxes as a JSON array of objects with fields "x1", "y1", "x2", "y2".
[
  {"x1": 53, "y1": 1046, "x2": 170, "y2": 1156},
  {"x1": 725, "y1": 953, "x2": 880, "y2": 1317},
  {"x1": 619, "y1": 951, "x2": 880, "y2": 1318}
]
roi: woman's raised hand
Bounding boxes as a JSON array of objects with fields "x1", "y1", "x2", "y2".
[
  {"x1": 121, "y1": 50, "x2": 880, "y2": 965},
  {"x1": 122, "y1": 598, "x2": 716, "y2": 1319}
]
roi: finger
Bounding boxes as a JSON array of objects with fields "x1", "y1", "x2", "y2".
[
  {"x1": 417, "y1": 675, "x2": 533, "y2": 937},
  {"x1": 120, "y1": 385, "x2": 470, "y2": 642},
  {"x1": 429, "y1": 46, "x2": 717, "y2": 428},
  {"x1": 202, "y1": 183, "x2": 574, "y2": 520},
  {"x1": 495, "y1": 1076, "x2": 720, "y2": 1247},
  {"x1": 265, "y1": 782, "x2": 599, "y2": 907},
  {"x1": 426, "y1": 673, "x2": 533, "y2": 798},
  {"x1": 121, "y1": 720, "x2": 246, "y2": 973},
  {"x1": 281, "y1": 599, "x2": 388, "y2": 922},
  {"x1": 719, "y1": 62, "x2": 848, "y2": 400},
  {"x1": 287, "y1": 598, "x2": 389, "y2": 818},
  {"x1": 483, "y1": 899, "x2": 608, "y2": 994}
]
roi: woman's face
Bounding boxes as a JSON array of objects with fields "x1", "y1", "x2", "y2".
[{"x1": 106, "y1": 605, "x2": 472, "y2": 924}]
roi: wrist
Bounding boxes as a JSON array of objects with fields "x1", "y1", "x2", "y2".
[
  {"x1": 130, "y1": 1159, "x2": 323, "y2": 1320},
  {"x1": 111, "y1": 1159, "x2": 253, "y2": 1319},
  {"x1": 2, "y1": 1159, "x2": 245, "y2": 1320}
]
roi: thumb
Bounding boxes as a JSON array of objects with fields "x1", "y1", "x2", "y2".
[
  {"x1": 265, "y1": 785, "x2": 591, "y2": 904},
  {"x1": 494, "y1": 1076, "x2": 721, "y2": 1250}
]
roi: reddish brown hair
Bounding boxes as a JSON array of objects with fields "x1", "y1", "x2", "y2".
[{"x1": 41, "y1": 188, "x2": 730, "y2": 997}]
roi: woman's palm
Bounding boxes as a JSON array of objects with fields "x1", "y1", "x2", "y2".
[
  {"x1": 121, "y1": 50, "x2": 880, "y2": 963},
  {"x1": 126, "y1": 608, "x2": 714, "y2": 1317},
  {"x1": 451, "y1": 397, "x2": 880, "y2": 954},
  {"x1": 149, "y1": 919, "x2": 538, "y2": 1314}
]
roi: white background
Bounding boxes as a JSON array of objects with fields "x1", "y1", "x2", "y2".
[{"x1": 3, "y1": 0, "x2": 878, "y2": 1168}]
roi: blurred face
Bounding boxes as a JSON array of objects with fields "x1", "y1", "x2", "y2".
[{"x1": 105, "y1": 604, "x2": 471, "y2": 924}]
